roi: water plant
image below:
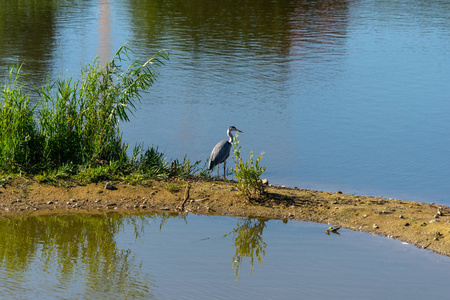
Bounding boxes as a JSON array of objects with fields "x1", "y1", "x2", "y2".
[{"x1": 231, "y1": 134, "x2": 267, "y2": 199}]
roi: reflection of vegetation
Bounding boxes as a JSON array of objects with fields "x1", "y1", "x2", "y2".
[
  {"x1": 0, "y1": 212, "x2": 180, "y2": 298},
  {"x1": 0, "y1": 0, "x2": 101, "y2": 85},
  {"x1": 225, "y1": 218, "x2": 267, "y2": 280},
  {"x1": 128, "y1": 0, "x2": 350, "y2": 55},
  {"x1": 0, "y1": 0, "x2": 58, "y2": 76},
  {"x1": 0, "y1": 0, "x2": 93, "y2": 87}
]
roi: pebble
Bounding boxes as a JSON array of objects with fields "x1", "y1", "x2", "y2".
[
  {"x1": 373, "y1": 224, "x2": 379, "y2": 229},
  {"x1": 47, "y1": 201, "x2": 54, "y2": 205},
  {"x1": 105, "y1": 182, "x2": 114, "y2": 190},
  {"x1": 399, "y1": 215, "x2": 404, "y2": 219},
  {"x1": 429, "y1": 219, "x2": 438, "y2": 223},
  {"x1": 261, "y1": 179, "x2": 269, "y2": 185}
]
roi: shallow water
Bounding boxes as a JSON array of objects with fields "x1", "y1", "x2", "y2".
[
  {"x1": 1, "y1": 0, "x2": 449, "y2": 204},
  {"x1": 0, "y1": 212, "x2": 449, "y2": 299}
]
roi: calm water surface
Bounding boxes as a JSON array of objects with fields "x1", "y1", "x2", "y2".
[
  {"x1": 0, "y1": 213, "x2": 449, "y2": 299},
  {"x1": 1, "y1": 2, "x2": 450, "y2": 297},
  {"x1": 1, "y1": 0, "x2": 449, "y2": 204}
]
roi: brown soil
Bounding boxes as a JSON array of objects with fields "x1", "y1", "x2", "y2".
[{"x1": 1, "y1": 177, "x2": 450, "y2": 256}]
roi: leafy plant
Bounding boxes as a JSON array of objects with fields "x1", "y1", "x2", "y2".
[{"x1": 231, "y1": 135, "x2": 267, "y2": 199}]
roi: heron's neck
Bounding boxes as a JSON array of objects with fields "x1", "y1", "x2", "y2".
[{"x1": 227, "y1": 130, "x2": 234, "y2": 143}]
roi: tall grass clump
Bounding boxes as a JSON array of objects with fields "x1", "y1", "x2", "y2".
[
  {"x1": 0, "y1": 44, "x2": 169, "y2": 176},
  {"x1": 0, "y1": 64, "x2": 41, "y2": 173},
  {"x1": 38, "y1": 44, "x2": 169, "y2": 169},
  {"x1": 231, "y1": 135, "x2": 267, "y2": 199}
]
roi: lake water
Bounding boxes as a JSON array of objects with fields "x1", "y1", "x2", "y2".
[
  {"x1": 0, "y1": 212, "x2": 449, "y2": 299},
  {"x1": 1, "y1": 0, "x2": 449, "y2": 204},
  {"x1": 1, "y1": 1, "x2": 450, "y2": 297}
]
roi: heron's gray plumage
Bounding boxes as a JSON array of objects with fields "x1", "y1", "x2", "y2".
[
  {"x1": 208, "y1": 140, "x2": 231, "y2": 170},
  {"x1": 208, "y1": 126, "x2": 242, "y2": 179}
]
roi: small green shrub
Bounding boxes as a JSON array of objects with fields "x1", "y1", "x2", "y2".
[{"x1": 231, "y1": 135, "x2": 267, "y2": 199}]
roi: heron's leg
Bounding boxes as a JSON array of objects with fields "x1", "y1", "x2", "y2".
[
  {"x1": 217, "y1": 165, "x2": 219, "y2": 177},
  {"x1": 223, "y1": 161, "x2": 227, "y2": 180}
]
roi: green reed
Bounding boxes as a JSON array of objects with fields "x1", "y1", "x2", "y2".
[
  {"x1": 0, "y1": 63, "x2": 41, "y2": 172},
  {"x1": 37, "y1": 44, "x2": 169, "y2": 169},
  {"x1": 0, "y1": 44, "x2": 204, "y2": 182}
]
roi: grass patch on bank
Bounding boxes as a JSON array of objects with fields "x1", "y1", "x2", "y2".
[{"x1": 0, "y1": 44, "x2": 201, "y2": 184}]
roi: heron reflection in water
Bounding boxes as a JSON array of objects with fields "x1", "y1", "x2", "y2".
[{"x1": 208, "y1": 126, "x2": 243, "y2": 179}]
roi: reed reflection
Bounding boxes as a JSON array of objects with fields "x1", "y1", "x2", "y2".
[
  {"x1": 0, "y1": 0, "x2": 93, "y2": 89},
  {"x1": 0, "y1": 1, "x2": 60, "y2": 89},
  {"x1": 225, "y1": 217, "x2": 267, "y2": 280},
  {"x1": 0, "y1": 212, "x2": 179, "y2": 299},
  {"x1": 128, "y1": 0, "x2": 350, "y2": 54}
]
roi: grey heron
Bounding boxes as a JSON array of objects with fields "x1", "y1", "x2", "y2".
[{"x1": 208, "y1": 126, "x2": 243, "y2": 179}]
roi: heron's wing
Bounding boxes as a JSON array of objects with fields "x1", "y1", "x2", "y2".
[{"x1": 208, "y1": 140, "x2": 231, "y2": 169}]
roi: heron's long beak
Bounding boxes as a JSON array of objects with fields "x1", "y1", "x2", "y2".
[{"x1": 237, "y1": 129, "x2": 243, "y2": 133}]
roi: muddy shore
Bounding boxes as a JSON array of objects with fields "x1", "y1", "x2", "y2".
[{"x1": 1, "y1": 177, "x2": 449, "y2": 256}]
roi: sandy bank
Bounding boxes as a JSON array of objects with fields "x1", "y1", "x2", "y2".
[{"x1": 1, "y1": 178, "x2": 449, "y2": 256}]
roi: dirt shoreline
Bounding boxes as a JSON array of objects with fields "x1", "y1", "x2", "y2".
[{"x1": 1, "y1": 178, "x2": 449, "y2": 256}]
